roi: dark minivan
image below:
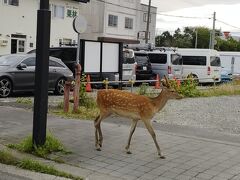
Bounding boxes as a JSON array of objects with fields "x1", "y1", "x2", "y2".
[{"x1": 134, "y1": 51, "x2": 153, "y2": 80}]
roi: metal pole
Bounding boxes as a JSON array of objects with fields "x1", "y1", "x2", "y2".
[
  {"x1": 33, "y1": 0, "x2": 51, "y2": 146},
  {"x1": 73, "y1": 33, "x2": 81, "y2": 112},
  {"x1": 195, "y1": 29, "x2": 198, "y2": 48},
  {"x1": 76, "y1": 33, "x2": 80, "y2": 64},
  {"x1": 211, "y1": 12, "x2": 216, "y2": 49},
  {"x1": 145, "y1": 0, "x2": 151, "y2": 44}
]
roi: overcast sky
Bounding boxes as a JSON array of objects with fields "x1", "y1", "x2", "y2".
[{"x1": 141, "y1": 0, "x2": 240, "y2": 36}]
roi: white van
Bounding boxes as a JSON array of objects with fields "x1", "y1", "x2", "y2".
[
  {"x1": 147, "y1": 47, "x2": 182, "y2": 79},
  {"x1": 177, "y1": 48, "x2": 221, "y2": 83},
  {"x1": 219, "y1": 51, "x2": 240, "y2": 75}
]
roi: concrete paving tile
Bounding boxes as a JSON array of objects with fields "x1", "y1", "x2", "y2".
[{"x1": 196, "y1": 173, "x2": 214, "y2": 179}]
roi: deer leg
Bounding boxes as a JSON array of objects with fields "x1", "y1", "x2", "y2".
[
  {"x1": 94, "y1": 115, "x2": 101, "y2": 150},
  {"x1": 125, "y1": 119, "x2": 138, "y2": 154},
  {"x1": 143, "y1": 120, "x2": 165, "y2": 159},
  {"x1": 94, "y1": 112, "x2": 110, "y2": 151}
]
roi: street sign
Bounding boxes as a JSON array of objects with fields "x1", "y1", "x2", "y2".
[{"x1": 73, "y1": 15, "x2": 87, "y2": 34}]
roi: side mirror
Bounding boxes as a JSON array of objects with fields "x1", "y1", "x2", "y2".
[{"x1": 17, "y1": 63, "x2": 27, "y2": 70}]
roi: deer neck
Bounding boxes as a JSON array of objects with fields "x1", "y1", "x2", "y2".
[{"x1": 151, "y1": 90, "x2": 169, "y2": 112}]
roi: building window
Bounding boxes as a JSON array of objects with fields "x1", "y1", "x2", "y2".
[
  {"x1": 125, "y1": 17, "x2": 133, "y2": 29},
  {"x1": 3, "y1": 0, "x2": 19, "y2": 6},
  {"x1": 108, "y1": 14, "x2": 118, "y2": 27},
  {"x1": 143, "y1": 13, "x2": 151, "y2": 23},
  {"x1": 53, "y1": 5, "x2": 65, "y2": 19}
]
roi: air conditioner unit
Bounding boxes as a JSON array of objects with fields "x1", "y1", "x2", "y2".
[{"x1": 0, "y1": 39, "x2": 8, "y2": 46}]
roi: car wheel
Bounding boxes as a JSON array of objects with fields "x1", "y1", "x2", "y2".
[
  {"x1": 0, "y1": 78, "x2": 12, "y2": 98},
  {"x1": 54, "y1": 78, "x2": 65, "y2": 95},
  {"x1": 187, "y1": 74, "x2": 199, "y2": 85}
]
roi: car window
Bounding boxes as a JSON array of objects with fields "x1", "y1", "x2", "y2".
[
  {"x1": 49, "y1": 50, "x2": 62, "y2": 59},
  {"x1": 61, "y1": 49, "x2": 76, "y2": 62},
  {"x1": 210, "y1": 56, "x2": 221, "y2": 67},
  {"x1": 171, "y1": 54, "x2": 182, "y2": 65},
  {"x1": 22, "y1": 57, "x2": 36, "y2": 66},
  {"x1": 135, "y1": 55, "x2": 149, "y2": 64},
  {"x1": 0, "y1": 55, "x2": 23, "y2": 65},
  {"x1": 123, "y1": 57, "x2": 135, "y2": 64},
  {"x1": 49, "y1": 49, "x2": 76, "y2": 63},
  {"x1": 148, "y1": 53, "x2": 167, "y2": 64},
  {"x1": 182, "y1": 56, "x2": 206, "y2": 66},
  {"x1": 49, "y1": 60, "x2": 65, "y2": 67}
]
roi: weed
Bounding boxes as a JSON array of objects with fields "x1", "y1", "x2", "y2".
[
  {"x1": 0, "y1": 150, "x2": 82, "y2": 180},
  {"x1": 201, "y1": 83, "x2": 240, "y2": 97},
  {"x1": 137, "y1": 83, "x2": 149, "y2": 95},
  {"x1": 0, "y1": 150, "x2": 18, "y2": 166},
  {"x1": 16, "y1": 98, "x2": 32, "y2": 105},
  {"x1": 8, "y1": 132, "x2": 69, "y2": 158}
]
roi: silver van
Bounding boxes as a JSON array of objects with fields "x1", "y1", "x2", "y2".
[{"x1": 147, "y1": 48, "x2": 182, "y2": 79}]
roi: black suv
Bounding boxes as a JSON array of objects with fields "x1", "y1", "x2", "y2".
[
  {"x1": 28, "y1": 47, "x2": 77, "y2": 74},
  {"x1": 134, "y1": 51, "x2": 153, "y2": 80}
]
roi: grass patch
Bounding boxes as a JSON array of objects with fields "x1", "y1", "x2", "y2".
[
  {"x1": 200, "y1": 83, "x2": 240, "y2": 97},
  {"x1": 0, "y1": 150, "x2": 82, "y2": 180},
  {"x1": 8, "y1": 132, "x2": 70, "y2": 158},
  {"x1": 16, "y1": 98, "x2": 32, "y2": 105},
  {"x1": 18, "y1": 159, "x2": 82, "y2": 180},
  {"x1": 52, "y1": 105, "x2": 99, "y2": 120},
  {"x1": 0, "y1": 150, "x2": 18, "y2": 166}
]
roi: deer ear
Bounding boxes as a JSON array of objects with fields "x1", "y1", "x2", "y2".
[{"x1": 164, "y1": 75, "x2": 171, "y2": 88}]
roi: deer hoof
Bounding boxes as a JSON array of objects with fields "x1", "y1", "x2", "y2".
[
  {"x1": 159, "y1": 155, "x2": 166, "y2": 159},
  {"x1": 96, "y1": 147, "x2": 101, "y2": 151},
  {"x1": 126, "y1": 150, "x2": 132, "y2": 154}
]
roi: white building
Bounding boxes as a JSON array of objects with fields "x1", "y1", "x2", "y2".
[{"x1": 0, "y1": 0, "x2": 157, "y2": 55}]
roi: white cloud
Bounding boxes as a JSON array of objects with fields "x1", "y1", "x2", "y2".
[
  {"x1": 141, "y1": 0, "x2": 240, "y2": 11},
  {"x1": 154, "y1": 3, "x2": 240, "y2": 33}
]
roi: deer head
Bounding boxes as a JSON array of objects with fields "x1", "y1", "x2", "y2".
[{"x1": 161, "y1": 75, "x2": 182, "y2": 100}]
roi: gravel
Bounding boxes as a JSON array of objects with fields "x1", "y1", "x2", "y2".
[{"x1": 154, "y1": 96, "x2": 240, "y2": 135}]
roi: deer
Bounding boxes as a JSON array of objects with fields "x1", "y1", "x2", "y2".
[{"x1": 94, "y1": 76, "x2": 182, "y2": 158}]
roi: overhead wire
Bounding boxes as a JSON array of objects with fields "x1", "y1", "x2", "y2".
[
  {"x1": 94, "y1": 0, "x2": 211, "y2": 20},
  {"x1": 216, "y1": 19, "x2": 240, "y2": 31}
]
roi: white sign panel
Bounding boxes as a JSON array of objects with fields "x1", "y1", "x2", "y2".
[
  {"x1": 102, "y1": 43, "x2": 119, "y2": 72},
  {"x1": 84, "y1": 41, "x2": 101, "y2": 72}
]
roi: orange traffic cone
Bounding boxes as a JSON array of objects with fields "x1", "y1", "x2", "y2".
[
  {"x1": 177, "y1": 79, "x2": 181, "y2": 88},
  {"x1": 85, "y1": 75, "x2": 92, "y2": 92},
  {"x1": 155, "y1": 74, "x2": 160, "y2": 89}
]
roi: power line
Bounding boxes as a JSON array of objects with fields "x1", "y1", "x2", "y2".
[
  {"x1": 94, "y1": 0, "x2": 210, "y2": 20},
  {"x1": 157, "y1": 13, "x2": 211, "y2": 19},
  {"x1": 216, "y1": 19, "x2": 240, "y2": 30}
]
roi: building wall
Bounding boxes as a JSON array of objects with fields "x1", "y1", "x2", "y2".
[
  {"x1": 0, "y1": 0, "x2": 157, "y2": 55},
  {"x1": 0, "y1": 0, "x2": 37, "y2": 54}
]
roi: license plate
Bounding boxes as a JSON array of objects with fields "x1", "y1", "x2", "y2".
[
  {"x1": 123, "y1": 70, "x2": 132, "y2": 75},
  {"x1": 143, "y1": 66, "x2": 147, "y2": 70},
  {"x1": 174, "y1": 70, "x2": 181, "y2": 75}
]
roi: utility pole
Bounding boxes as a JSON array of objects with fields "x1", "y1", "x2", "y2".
[
  {"x1": 145, "y1": 0, "x2": 151, "y2": 44},
  {"x1": 211, "y1": 12, "x2": 216, "y2": 49},
  {"x1": 33, "y1": 0, "x2": 51, "y2": 146},
  {"x1": 195, "y1": 29, "x2": 198, "y2": 48}
]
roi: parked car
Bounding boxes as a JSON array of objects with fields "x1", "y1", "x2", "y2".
[
  {"x1": 221, "y1": 67, "x2": 232, "y2": 82},
  {"x1": 177, "y1": 48, "x2": 222, "y2": 84},
  {"x1": 134, "y1": 51, "x2": 153, "y2": 81},
  {"x1": 0, "y1": 54, "x2": 73, "y2": 98},
  {"x1": 147, "y1": 48, "x2": 182, "y2": 80}
]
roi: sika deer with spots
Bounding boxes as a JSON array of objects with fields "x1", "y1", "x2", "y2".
[{"x1": 94, "y1": 76, "x2": 182, "y2": 158}]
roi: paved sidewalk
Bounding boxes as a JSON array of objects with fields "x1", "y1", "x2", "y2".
[{"x1": 1, "y1": 106, "x2": 240, "y2": 180}]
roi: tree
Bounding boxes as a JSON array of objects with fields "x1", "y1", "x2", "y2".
[{"x1": 155, "y1": 31, "x2": 173, "y2": 47}]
